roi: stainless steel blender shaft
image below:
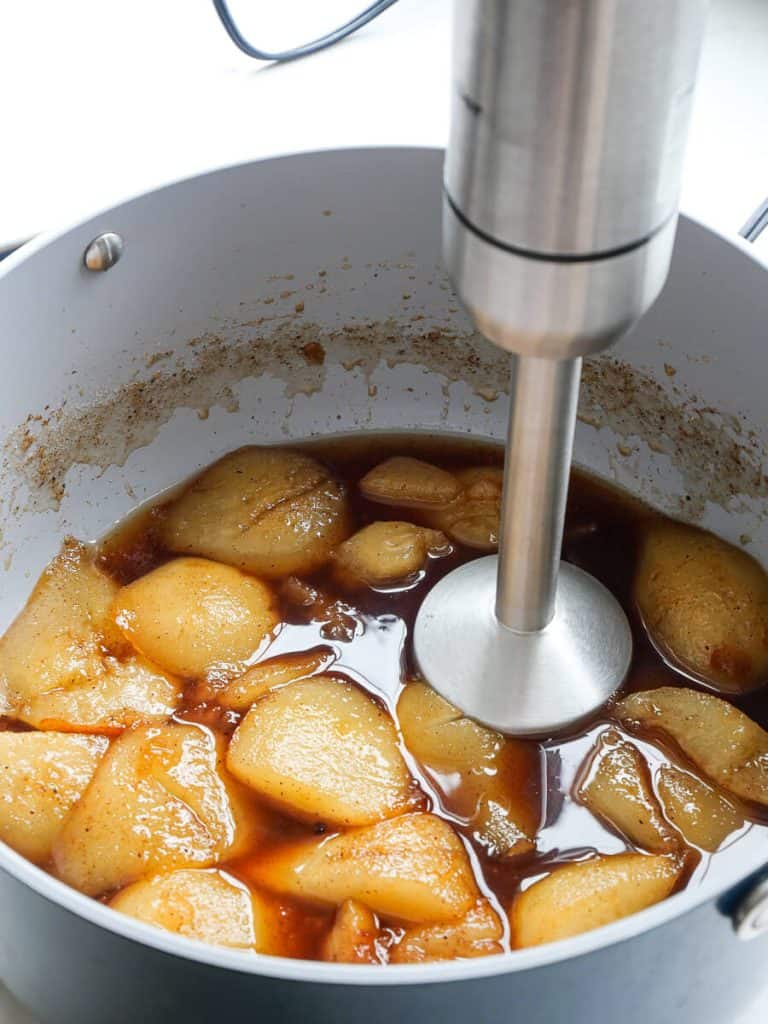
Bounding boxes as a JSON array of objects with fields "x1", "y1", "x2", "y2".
[
  {"x1": 414, "y1": 0, "x2": 707, "y2": 734},
  {"x1": 496, "y1": 356, "x2": 580, "y2": 632},
  {"x1": 446, "y1": 0, "x2": 707, "y2": 633}
]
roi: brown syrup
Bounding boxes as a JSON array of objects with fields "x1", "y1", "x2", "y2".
[{"x1": 91, "y1": 432, "x2": 768, "y2": 959}]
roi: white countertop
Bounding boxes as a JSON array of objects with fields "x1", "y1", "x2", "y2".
[
  {"x1": 1, "y1": 0, "x2": 767, "y2": 251},
  {"x1": 1, "y1": 1, "x2": 767, "y2": 1020}
]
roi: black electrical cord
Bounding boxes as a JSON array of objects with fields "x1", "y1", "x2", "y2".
[{"x1": 212, "y1": 0, "x2": 401, "y2": 63}]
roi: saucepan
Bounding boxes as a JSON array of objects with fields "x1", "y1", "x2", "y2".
[{"x1": 0, "y1": 147, "x2": 766, "y2": 1023}]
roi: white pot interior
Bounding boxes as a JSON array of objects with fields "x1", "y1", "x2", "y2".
[{"x1": 0, "y1": 146, "x2": 767, "y2": 982}]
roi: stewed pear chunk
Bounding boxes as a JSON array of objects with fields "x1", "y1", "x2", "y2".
[
  {"x1": 55, "y1": 723, "x2": 263, "y2": 896},
  {"x1": 359, "y1": 457, "x2": 460, "y2": 509},
  {"x1": 390, "y1": 899, "x2": 503, "y2": 963},
  {"x1": 218, "y1": 647, "x2": 336, "y2": 711},
  {"x1": 397, "y1": 682, "x2": 539, "y2": 857},
  {"x1": 398, "y1": 683, "x2": 500, "y2": 768},
  {"x1": 20, "y1": 657, "x2": 181, "y2": 734},
  {"x1": 227, "y1": 677, "x2": 417, "y2": 826},
  {"x1": 657, "y1": 766, "x2": 744, "y2": 852},
  {"x1": 635, "y1": 522, "x2": 768, "y2": 692},
  {"x1": 334, "y1": 521, "x2": 450, "y2": 586},
  {"x1": 112, "y1": 557, "x2": 278, "y2": 679},
  {"x1": 0, "y1": 539, "x2": 181, "y2": 730},
  {"x1": 510, "y1": 853, "x2": 682, "y2": 948},
  {"x1": 576, "y1": 730, "x2": 675, "y2": 853},
  {"x1": 159, "y1": 447, "x2": 350, "y2": 578},
  {"x1": 0, "y1": 539, "x2": 124, "y2": 711},
  {"x1": 617, "y1": 687, "x2": 768, "y2": 806},
  {"x1": 111, "y1": 869, "x2": 274, "y2": 950},
  {"x1": 321, "y1": 900, "x2": 383, "y2": 964},
  {"x1": 476, "y1": 798, "x2": 536, "y2": 859},
  {"x1": 11, "y1": 434, "x2": 768, "y2": 967},
  {"x1": 0, "y1": 732, "x2": 108, "y2": 863},
  {"x1": 249, "y1": 813, "x2": 478, "y2": 922},
  {"x1": 424, "y1": 467, "x2": 503, "y2": 550}
]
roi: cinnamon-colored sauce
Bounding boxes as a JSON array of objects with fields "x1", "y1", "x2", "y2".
[{"x1": 91, "y1": 433, "x2": 768, "y2": 958}]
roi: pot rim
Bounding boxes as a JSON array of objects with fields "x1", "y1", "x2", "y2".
[
  {"x1": 1, "y1": 145, "x2": 766, "y2": 282},
  {"x1": 0, "y1": 838, "x2": 759, "y2": 985},
  {"x1": 0, "y1": 146, "x2": 766, "y2": 986}
]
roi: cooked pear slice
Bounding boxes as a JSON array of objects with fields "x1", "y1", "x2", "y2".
[
  {"x1": 159, "y1": 447, "x2": 350, "y2": 578},
  {"x1": 0, "y1": 732, "x2": 108, "y2": 863},
  {"x1": 111, "y1": 868, "x2": 275, "y2": 950},
  {"x1": 19, "y1": 656, "x2": 181, "y2": 734},
  {"x1": 0, "y1": 538, "x2": 181, "y2": 730},
  {"x1": 227, "y1": 677, "x2": 416, "y2": 827},
  {"x1": 473, "y1": 795, "x2": 536, "y2": 860},
  {"x1": 334, "y1": 521, "x2": 450, "y2": 586},
  {"x1": 635, "y1": 522, "x2": 768, "y2": 692},
  {"x1": 657, "y1": 766, "x2": 744, "y2": 852},
  {"x1": 617, "y1": 687, "x2": 768, "y2": 806},
  {"x1": 510, "y1": 853, "x2": 682, "y2": 948},
  {"x1": 113, "y1": 557, "x2": 278, "y2": 679},
  {"x1": 321, "y1": 900, "x2": 383, "y2": 964},
  {"x1": 0, "y1": 539, "x2": 125, "y2": 713},
  {"x1": 248, "y1": 813, "x2": 478, "y2": 922},
  {"x1": 576, "y1": 730, "x2": 676, "y2": 853},
  {"x1": 398, "y1": 682, "x2": 538, "y2": 857},
  {"x1": 424, "y1": 467, "x2": 503, "y2": 550},
  {"x1": 55, "y1": 722, "x2": 264, "y2": 896},
  {"x1": 390, "y1": 899, "x2": 503, "y2": 963},
  {"x1": 359, "y1": 457, "x2": 459, "y2": 509},
  {"x1": 398, "y1": 682, "x2": 500, "y2": 768},
  {"x1": 218, "y1": 647, "x2": 336, "y2": 711}
]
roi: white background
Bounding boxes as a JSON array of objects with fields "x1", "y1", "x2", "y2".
[
  {"x1": 1, "y1": 0, "x2": 767, "y2": 250},
  {"x1": 0, "y1": 0, "x2": 767, "y2": 1020}
]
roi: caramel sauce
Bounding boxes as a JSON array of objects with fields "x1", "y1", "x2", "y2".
[{"x1": 90, "y1": 432, "x2": 768, "y2": 959}]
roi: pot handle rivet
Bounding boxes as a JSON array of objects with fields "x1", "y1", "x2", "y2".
[
  {"x1": 83, "y1": 232, "x2": 124, "y2": 272},
  {"x1": 733, "y1": 877, "x2": 768, "y2": 940}
]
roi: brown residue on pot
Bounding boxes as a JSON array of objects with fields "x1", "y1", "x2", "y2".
[
  {"x1": 301, "y1": 341, "x2": 326, "y2": 365},
  {"x1": 2, "y1": 259, "x2": 766, "y2": 528},
  {"x1": 144, "y1": 350, "x2": 174, "y2": 369},
  {"x1": 579, "y1": 358, "x2": 768, "y2": 518},
  {"x1": 1, "y1": 317, "x2": 501, "y2": 511}
]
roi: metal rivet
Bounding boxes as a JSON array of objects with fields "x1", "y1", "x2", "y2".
[
  {"x1": 83, "y1": 232, "x2": 124, "y2": 272},
  {"x1": 733, "y1": 877, "x2": 768, "y2": 940}
]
